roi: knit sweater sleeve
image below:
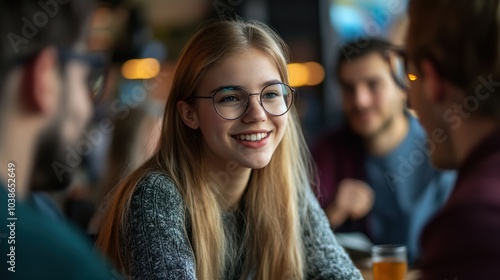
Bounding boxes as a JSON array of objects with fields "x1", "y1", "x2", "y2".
[
  {"x1": 302, "y1": 186, "x2": 363, "y2": 280},
  {"x1": 122, "y1": 172, "x2": 196, "y2": 280}
]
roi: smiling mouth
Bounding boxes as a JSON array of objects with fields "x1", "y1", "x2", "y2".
[{"x1": 232, "y1": 132, "x2": 269, "y2": 142}]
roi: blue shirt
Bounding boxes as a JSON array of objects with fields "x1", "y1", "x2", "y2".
[{"x1": 364, "y1": 114, "x2": 455, "y2": 263}]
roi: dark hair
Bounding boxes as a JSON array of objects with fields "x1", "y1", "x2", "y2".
[
  {"x1": 0, "y1": 0, "x2": 94, "y2": 95},
  {"x1": 335, "y1": 37, "x2": 392, "y2": 78},
  {"x1": 408, "y1": 0, "x2": 500, "y2": 119}
]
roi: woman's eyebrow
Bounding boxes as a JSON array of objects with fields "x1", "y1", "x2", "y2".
[
  {"x1": 260, "y1": 79, "x2": 282, "y2": 87},
  {"x1": 209, "y1": 85, "x2": 242, "y2": 94},
  {"x1": 210, "y1": 79, "x2": 283, "y2": 94}
]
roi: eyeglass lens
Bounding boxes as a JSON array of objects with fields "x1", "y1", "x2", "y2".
[
  {"x1": 88, "y1": 67, "x2": 106, "y2": 103},
  {"x1": 213, "y1": 83, "x2": 293, "y2": 119},
  {"x1": 59, "y1": 49, "x2": 107, "y2": 103},
  {"x1": 386, "y1": 50, "x2": 411, "y2": 90}
]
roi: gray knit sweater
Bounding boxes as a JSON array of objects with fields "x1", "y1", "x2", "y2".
[{"x1": 121, "y1": 172, "x2": 362, "y2": 280}]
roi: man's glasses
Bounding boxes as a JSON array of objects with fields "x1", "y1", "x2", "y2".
[
  {"x1": 383, "y1": 47, "x2": 418, "y2": 91},
  {"x1": 193, "y1": 82, "x2": 295, "y2": 120},
  {"x1": 8, "y1": 48, "x2": 108, "y2": 104},
  {"x1": 58, "y1": 48, "x2": 108, "y2": 103}
]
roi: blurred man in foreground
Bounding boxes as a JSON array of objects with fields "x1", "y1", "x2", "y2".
[
  {"x1": 405, "y1": 0, "x2": 500, "y2": 278},
  {"x1": 0, "y1": 0, "x2": 118, "y2": 279}
]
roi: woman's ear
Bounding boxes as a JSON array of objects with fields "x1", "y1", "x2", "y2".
[{"x1": 177, "y1": 100, "x2": 199, "y2": 129}]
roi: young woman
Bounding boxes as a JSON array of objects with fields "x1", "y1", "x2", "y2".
[{"x1": 96, "y1": 19, "x2": 362, "y2": 280}]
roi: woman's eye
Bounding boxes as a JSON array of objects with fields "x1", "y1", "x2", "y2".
[
  {"x1": 218, "y1": 95, "x2": 239, "y2": 103},
  {"x1": 262, "y1": 92, "x2": 279, "y2": 99}
]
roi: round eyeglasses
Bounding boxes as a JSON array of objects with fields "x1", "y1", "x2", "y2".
[{"x1": 193, "y1": 82, "x2": 295, "y2": 120}]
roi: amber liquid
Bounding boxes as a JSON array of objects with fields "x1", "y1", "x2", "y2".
[{"x1": 372, "y1": 259, "x2": 407, "y2": 280}]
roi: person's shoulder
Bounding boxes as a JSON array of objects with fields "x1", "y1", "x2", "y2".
[
  {"x1": 8, "y1": 202, "x2": 116, "y2": 279},
  {"x1": 132, "y1": 171, "x2": 184, "y2": 209},
  {"x1": 422, "y1": 188, "x2": 500, "y2": 258},
  {"x1": 135, "y1": 171, "x2": 179, "y2": 196},
  {"x1": 430, "y1": 177, "x2": 500, "y2": 231},
  {"x1": 452, "y1": 172, "x2": 500, "y2": 207},
  {"x1": 14, "y1": 196, "x2": 91, "y2": 246},
  {"x1": 137, "y1": 171, "x2": 175, "y2": 188}
]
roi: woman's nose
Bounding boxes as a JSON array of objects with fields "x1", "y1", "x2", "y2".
[{"x1": 241, "y1": 94, "x2": 267, "y2": 123}]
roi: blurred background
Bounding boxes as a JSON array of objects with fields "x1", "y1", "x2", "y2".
[
  {"x1": 65, "y1": 0, "x2": 410, "y2": 232},
  {"x1": 88, "y1": 0, "x2": 409, "y2": 142}
]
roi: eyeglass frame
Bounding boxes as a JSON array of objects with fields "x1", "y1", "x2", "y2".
[
  {"x1": 58, "y1": 48, "x2": 109, "y2": 104},
  {"x1": 191, "y1": 82, "x2": 295, "y2": 120},
  {"x1": 383, "y1": 46, "x2": 460, "y2": 93},
  {"x1": 382, "y1": 47, "x2": 414, "y2": 91},
  {"x1": 10, "y1": 47, "x2": 109, "y2": 104}
]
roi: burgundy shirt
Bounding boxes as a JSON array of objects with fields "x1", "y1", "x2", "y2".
[
  {"x1": 312, "y1": 126, "x2": 365, "y2": 208},
  {"x1": 312, "y1": 126, "x2": 369, "y2": 234},
  {"x1": 419, "y1": 127, "x2": 500, "y2": 279}
]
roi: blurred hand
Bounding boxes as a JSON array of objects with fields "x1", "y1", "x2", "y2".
[{"x1": 325, "y1": 178, "x2": 374, "y2": 227}]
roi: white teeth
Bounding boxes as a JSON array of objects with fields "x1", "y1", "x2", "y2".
[{"x1": 235, "y1": 132, "x2": 268, "y2": 142}]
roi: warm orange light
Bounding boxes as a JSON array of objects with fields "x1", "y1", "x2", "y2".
[
  {"x1": 288, "y1": 63, "x2": 309, "y2": 87},
  {"x1": 408, "y1": 73, "x2": 418, "y2": 81},
  {"x1": 121, "y1": 58, "x2": 160, "y2": 79},
  {"x1": 303, "y1": 62, "x2": 325, "y2": 86},
  {"x1": 287, "y1": 62, "x2": 325, "y2": 87}
]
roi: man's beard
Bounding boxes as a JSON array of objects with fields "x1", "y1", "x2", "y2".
[
  {"x1": 30, "y1": 116, "x2": 72, "y2": 192},
  {"x1": 365, "y1": 113, "x2": 395, "y2": 140},
  {"x1": 349, "y1": 108, "x2": 395, "y2": 139}
]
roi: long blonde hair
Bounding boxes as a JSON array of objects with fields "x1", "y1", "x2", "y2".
[{"x1": 96, "y1": 19, "x2": 314, "y2": 280}]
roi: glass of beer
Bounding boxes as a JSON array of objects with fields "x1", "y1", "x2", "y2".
[{"x1": 371, "y1": 244, "x2": 407, "y2": 280}]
